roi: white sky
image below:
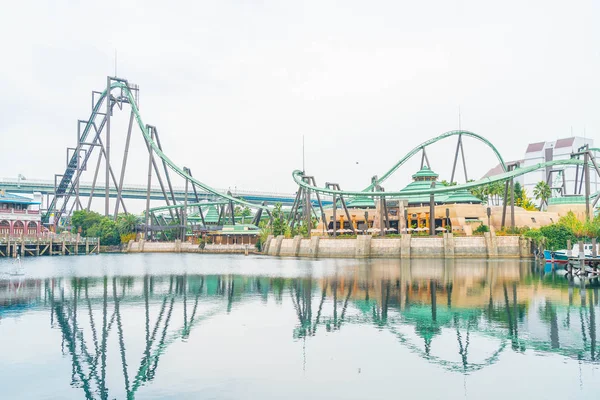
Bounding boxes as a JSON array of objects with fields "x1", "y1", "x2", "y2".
[{"x1": 1, "y1": 0, "x2": 599, "y2": 198}]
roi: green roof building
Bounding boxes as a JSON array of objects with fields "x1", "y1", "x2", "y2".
[{"x1": 342, "y1": 166, "x2": 482, "y2": 208}]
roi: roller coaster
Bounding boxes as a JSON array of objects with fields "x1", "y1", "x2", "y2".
[
  {"x1": 40, "y1": 76, "x2": 600, "y2": 235},
  {"x1": 43, "y1": 77, "x2": 276, "y2": 235},
  {"x1": 288, "y1": 131, "x2": 600, "y2": 232}
]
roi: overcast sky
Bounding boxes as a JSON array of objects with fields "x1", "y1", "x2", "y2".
[{"x1": 1, "y1": 0, "x2": 598, "y2": 197}]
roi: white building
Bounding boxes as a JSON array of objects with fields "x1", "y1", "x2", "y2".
[{"x1": 522, "y1": 137, "x2": 598, "y2": 199}]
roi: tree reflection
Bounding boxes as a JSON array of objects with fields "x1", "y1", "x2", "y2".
[{"x1": 1, "y1": 260, "x2": 600, "y2": 399}]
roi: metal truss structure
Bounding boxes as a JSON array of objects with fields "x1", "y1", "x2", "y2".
[
  {"x1": 43, "y1": 77, "x2": 270, "y2": 236},
  {"x1": 290, "y1": 131, "x2": 600, "y2": 236},
  {"x1": 39, "y1": 77, "x2": 600, "y2": 238}
]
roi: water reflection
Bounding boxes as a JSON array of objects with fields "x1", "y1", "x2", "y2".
[{"x1": 1, "y1": 260, "x2": 600, "y2": 399}]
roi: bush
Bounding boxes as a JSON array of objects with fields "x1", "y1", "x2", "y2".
[
  {"x1": 539, "y1": 224, "x2": 576, "y2": 251},
  {"x1": 198, "y1": 238, "x2": 207, "y2": 250},
  {"x1": 120, "y1": 232, "x2": 136, "y2": 244},
  {"x1": 271, "y1": 203, "x2": 287, "y2": 236},
  {"x1": 88, "y1": 219, "x2": 120, "y2": 246},
  {"x1": 473, "y1": 225, "x2": 489, "y2": 234},
  {"x1": 524, "y1": 228, "x2": 545, "y2": 251}
]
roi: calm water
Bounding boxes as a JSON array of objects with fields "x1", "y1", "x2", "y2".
[{"x1": 0, "y1": 255, "x2": 599, "y2": 400}]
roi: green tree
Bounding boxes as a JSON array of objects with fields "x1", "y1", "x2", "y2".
[
  {"x1": 271, "y1": 203, "x2": 288, "y2": 236},
  {"x1": 87, "y1": 218, "x2": 120, "y2": 246},
  {"x1": 71, "y1": 210, "x2": 103, "y2": 236},
  {"x1": 533, "y1": 181, "x2": 551, "y2": 210},
  {"x1": 538, "y1": 224, "x2": 576, "y2": 251},
  {"x1": 469, "y1": 180, "x2": 487, "y2": 204},
  {"x1": 116, "y1": 213, "x2": 139, "y2": 236},
  {"x1": 513, "y1": 182, "x2": 524, "y2": 205},
  {"x1": 488, "y1": 181, "x2": 505, "y2": 206},
  {"x1": 440, "y1": 180, "x2": 457, "y2": 186},
  {"x1": 558, "y1": 211, "x2": 585, "y2": 237},
  {"x1": 234, "y1": 206, "x2": 252, "y2": 223},
  {"x1": 508, "y1": 182, "x2": 537, "y2": 210}
]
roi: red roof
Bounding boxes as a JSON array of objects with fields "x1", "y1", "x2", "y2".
[
  {"x1": 526, "y1": 142, "x2": 545, "y2": 153},
  {"x1": 555, "y1": 137, "x2": 575, "y2": 148},
  {"x1": 482, "y1": 160, "x2": 524, "y2": 178}
]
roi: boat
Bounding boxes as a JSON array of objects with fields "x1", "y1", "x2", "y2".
[
  {"x1": 544, "y1": 243, "x2": 600, "y2": 264},
  {"x1": 543, "y1": 250, "x2": 569, "y2": 264}
]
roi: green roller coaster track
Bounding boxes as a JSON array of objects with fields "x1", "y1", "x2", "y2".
[
  {"x1": 44, "y1": 81, "x2": 269, "y2": 224},
  {"x1": 365, "y1": 130, "x2": 508, "y2": 192},
  {"x1": 148, "y1": 201, "x2": 228, "y2": 215},
  {"x1": 117, "y1": 82, "x2": 270, "y2": 211},
  {"x1": 294, "y1": 158, "x2": 593, "y2": 198},
  {"x1": 48, "y1": 79, "x2": 600, "y2": 223}
]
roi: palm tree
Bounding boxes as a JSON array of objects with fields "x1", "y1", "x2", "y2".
[
  {"x1": 533, "y1": 181, "x2": 551, "y2": 210},
  {"x1": 441, "y1": 180, "x2": 457, "y2": 186},
  {"x1": 116, "y1": 213, "x2": 139, "y2": 235}
]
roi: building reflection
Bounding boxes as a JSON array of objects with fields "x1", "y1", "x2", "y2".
[{"x1": 0, "y1": 259, "x2": 599, "y2": 399}]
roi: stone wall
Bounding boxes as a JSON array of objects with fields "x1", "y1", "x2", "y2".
[
  {"x1": 263, "y1": 233, "x2": 530, "y2": 259},
  {"x1": 127, "y1": 240, "x2": 254, "y2": 254},
  {"x1": 454, "y1": 236, "x2": 487, "y2": 258}
]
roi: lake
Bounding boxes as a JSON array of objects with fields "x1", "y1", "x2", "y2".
[{"x1": 0, "y1": 254, "x2": 598, "y2": 399}]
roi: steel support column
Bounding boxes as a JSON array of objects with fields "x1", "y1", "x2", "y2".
[
  {"x1": 429, "y1": 182, "x2": 435, "y2": 236},
  {"x1": 145, "y1": 129, "x2": 154, "y2": 238},
  {"x1": 105, "y1": 77, "x2": 111, "y2": 216},
  {"x1": 114, "y1": 110, "x2": 135, "y2": 217},
  {"x1": 585, "y1": 152, "x2": 590, "y2": 219},
  {"x1": 154, "y1": 129, "x2": 179, "y2": 220},
  {"x1": 183, "y1": 177, "x2": 188, "y2": 240},
  {"x1": 450, "y1": 134, "x2": 461, "y2": 183},
  {"x1": 87, "y1": 150, "x2": 104, "y2": 211}
]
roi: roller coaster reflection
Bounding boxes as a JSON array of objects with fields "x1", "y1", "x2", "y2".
[{"x1": 1, "y1": 263, "x2": 599, "y2": 399}]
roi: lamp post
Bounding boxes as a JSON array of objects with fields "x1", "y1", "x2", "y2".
[
  {"x1": 17, "y1": 174, "x2": 26, "y2": 188},
  {"x1": 487, "y1": 207, "x2": 491, "y2": 229}
]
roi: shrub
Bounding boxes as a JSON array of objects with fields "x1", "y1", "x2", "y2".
[
  {"x1": 539, "y1": 224, "x2": 576, "y2": 251},
  {"x1": 120, "y1": 232, "x2": 136, "y2": 244},
  {"x1": 88, "y1": 219, "x2": 120, "y2": 246},
  {"x1": 473, "y1": 225, "x2": 489, "y2": 235}
]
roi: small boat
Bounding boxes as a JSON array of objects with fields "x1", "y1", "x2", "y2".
[
  {"x1": 543, "y1": 250, "x2": 569, "y2": 264},
  {"x1": 545, "y1": 243, "x2": 600, "y2": 264}
]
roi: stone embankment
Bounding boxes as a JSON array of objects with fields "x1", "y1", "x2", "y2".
[
  {"x1": 126, "y1": 240, "x2": 257, "y2": 254},
  {"x1": 263, "y1": 233, "x2": 531, "y2": 259}
]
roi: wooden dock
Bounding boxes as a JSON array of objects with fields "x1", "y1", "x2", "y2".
[{"x1": 0, "y1": 236, "x2": 100, "y2": 257}]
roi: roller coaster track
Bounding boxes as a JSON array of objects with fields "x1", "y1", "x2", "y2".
[
  {"x1": 294, "y1": 158, "x2": 594, "y2": 198},
  {"x1": 365, "y1": 130, "x2": 508, "y2": 192},
  {"x1": 148, "y1": 201, "x2": 228, "y2": 214},
  {"x1": 44, "y1": 80, "x2": 268, "y2": 225}
]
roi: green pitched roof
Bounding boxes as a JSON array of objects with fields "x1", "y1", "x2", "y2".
[
  {"x1": 340, "y1": 166, "x2": 482, "y2": 209},
  {"x1": 444, "y1": 188, "x2": 483, "y2": 204},
  {"x1": 412, "y1": 165, "x2": 439, "y2": 180},
  {"x1": 548, "y1": 196, "x2": 586, "y2": 205}
]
